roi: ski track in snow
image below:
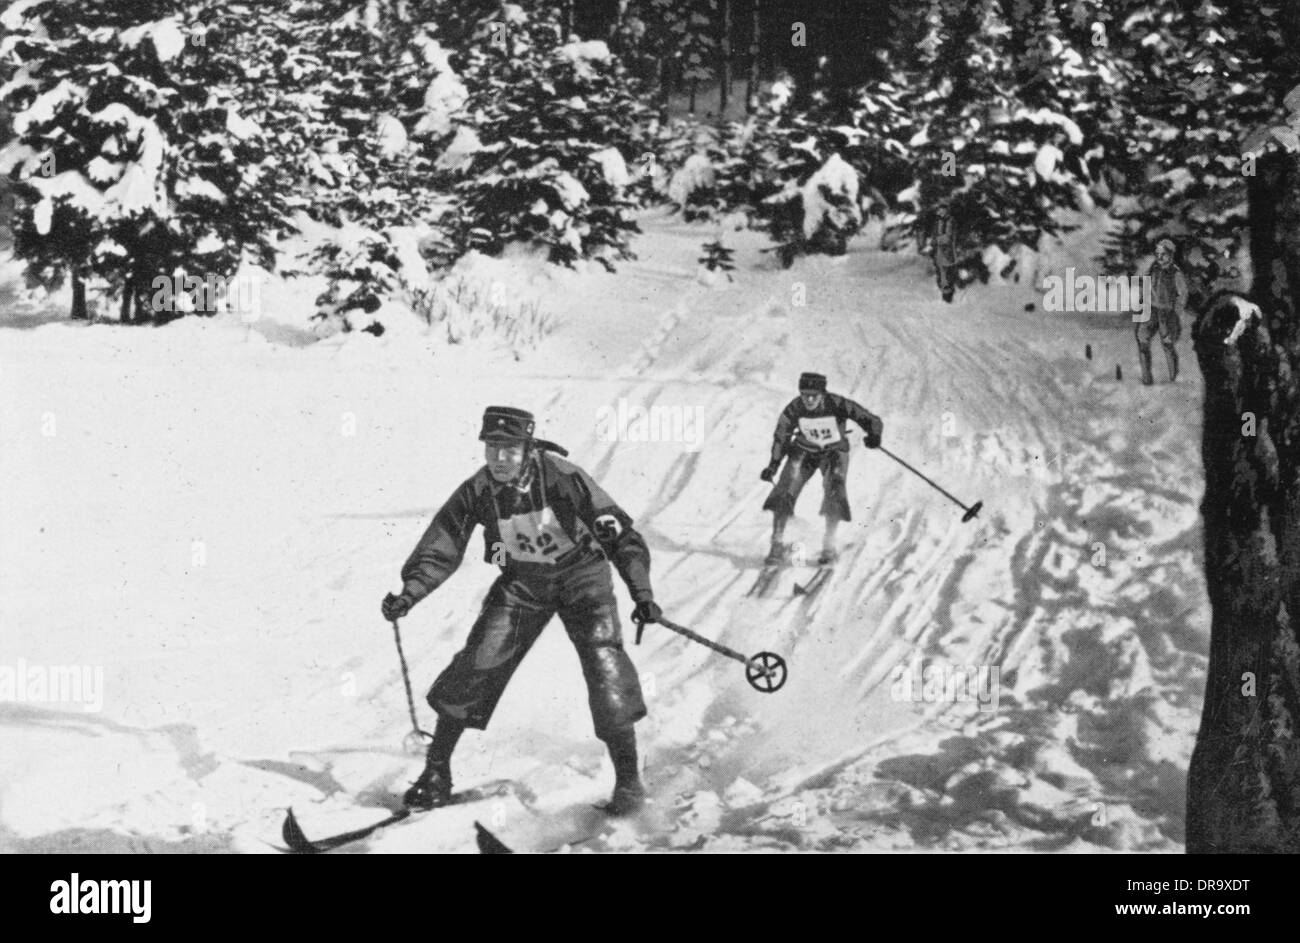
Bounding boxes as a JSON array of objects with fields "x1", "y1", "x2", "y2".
[{"x1": 0, "y1": 214, "x2": 1205, "y2": 852}]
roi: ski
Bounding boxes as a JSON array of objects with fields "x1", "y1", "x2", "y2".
[
  {"x1": 793, "y1": 566, "x2": 832, "y2": 597},
  {"x1": 746, "y1": 565, "x2": 781, "y2": 597},
  {"x1": 282, "y1": 806, "x2": 409, "y2": 854},
  {"x1": 281, "y1": 781, "x2": 515, "y2": 854}
]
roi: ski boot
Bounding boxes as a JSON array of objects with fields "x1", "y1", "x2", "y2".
[
  {"x1": 817, "y1": 547, "x2": 839, "y2": 566},
  {"x1": 403, "y1": 758, "x2": 453, "y2": 811},
  {"x1": 603, "y1": 781, "x2": 647, "y2": 817},
  {"x1": 765, "y1": 541, "x2": 790, "y2": 566}
]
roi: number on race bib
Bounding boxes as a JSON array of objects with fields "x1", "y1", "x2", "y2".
[
  {"x1": 797, "y1": 416, "x2": 842, "y2": 446},
  {"x1": 594, "y1": 514, "x2": 622, "y2": 542}
]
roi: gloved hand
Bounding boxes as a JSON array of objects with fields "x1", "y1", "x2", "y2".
[
  {"x1": 382, "y1": 592, "x2": 414, "y2": 622},
  {"x1": 864, "y1": 431, "x2": 882, "y2": 449},
  {"x1": 760, "y1": 464, "x2": 778, "y2": 483},
  {"x1": 632, "y1": 600, "x2": 662, "y2": 625}
]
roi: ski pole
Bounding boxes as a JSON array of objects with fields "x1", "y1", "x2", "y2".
[
  {"x1": 634, "y1": 615, "x2": 788, "y2": 693},
  {"x1": 389, "y1": 618, "x2": 434, "y2": 752},
  {"x1": 876, "y1": 445, "x2": 984, "y2": 523}
]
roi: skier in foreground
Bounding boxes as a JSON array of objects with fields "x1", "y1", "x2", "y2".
[
  {"x1": 381, "y1": 406, "x2": 661, "y2": 816},
  {"x1": 760, "y1": 372, "x2": 885, "y2": 565}
]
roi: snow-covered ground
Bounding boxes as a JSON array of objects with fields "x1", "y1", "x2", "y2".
[{"x1": 0, "y1": 209, "x2": 1205, "y2": 852}]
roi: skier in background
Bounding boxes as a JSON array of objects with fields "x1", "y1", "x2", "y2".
[
  {"x1": 381, "y1": 406, "x2": 661, "y2": 816},
  {"x1": 930, "y1": 202, "x2": 959, "y2": 303},
  {"x1": 1136, "y1": 237, "x2": 1188, "y2": 385},
  {"x1": 760, "y1": 372, "x2": 884, "y2": 565}
]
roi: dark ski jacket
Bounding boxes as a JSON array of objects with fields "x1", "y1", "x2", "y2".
[
  {"x1": 769, "y1": 391, "x2": 884, "y2": 465},
  {"x1": 400, "y1": 450, "x2": 654, "y2": 605}
]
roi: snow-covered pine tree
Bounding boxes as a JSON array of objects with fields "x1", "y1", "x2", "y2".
[
  {"x1": 1100, "y1": 0, "x2": 1279, "y2": 301},
  {"x1": 429, "y1": 2, "x2": 652, "y2": 271},
  {"x1": 262, "y1": 0, "x2": 446, "y2": 232},
  {"x1": 901, "y1": 0, "x2": 1094, "y2": 284},
  {"x1": 0, "y1": 0, "x2": 293, "y2": 322}
]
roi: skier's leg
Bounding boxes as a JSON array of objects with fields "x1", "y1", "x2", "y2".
[
  {"x1": 408, "y1": 578, "x2": 551, "y2": 808},
  {"x1": 555, "y1": 561, "x2": 650, "y2": 815},
  {"x1": 822, "y1": 520, "x2": 840, "y2": 562},
  {"x1": 557, "y1": 562, "x2": 647, "y2": 742},
  {"x1": 601, "y1": 724, "x2": 645, "y2": 815},
  {"x1": 1135, "y1": 320, "x2": 1155, "y2": 385},
  {"x1": 817, "y1": 450, "x2": 851, "y2": 561},
  {"x1": 1159, "y1": 309, "x2": 1180, "y2": 381},
  {"x1": 407, "y1": 577, "x2": 553, "y2": 808},
  {"x1": 762, "y1": 453, "x2": 815, "y2": 561},
  {"x1": 935, "y1": 253, "x2": 954, "y2": 302},
  {"x1": 424, "y1": 577, "x2": 552, "y2": 732},
  {"x1": 405, "y1": 714, "x2": 465, "y2": 809}
]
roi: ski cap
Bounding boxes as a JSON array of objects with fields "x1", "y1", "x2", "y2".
[
  {"x1": 479, "y1": 406, "x2": 536, "y2": 442},
  {"x1": 799, "y1": 372, "x2": 827, "y2": 393},
  {"x1": 1156, "y1": 238, "x2": 1175, "y2": 254}
]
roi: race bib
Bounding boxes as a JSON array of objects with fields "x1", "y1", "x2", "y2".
[
  {"x1": 798, "y1": 416, "x2": 842, "y2": 447},
  {"x1": 498, "y1": 505, "x2": 576, "y2": 564}
]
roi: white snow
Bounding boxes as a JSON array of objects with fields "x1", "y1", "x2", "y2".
[
  {"x1": 590, "y1": 147, "x2": 630, "y2": 189},
  {"x1": 376, "y1": 116, "x2": 409, "y2": 159},
  {"x1": 0, "y1": 206, "x2": 1207, "y2": 853},
  {"x1": 435, "y1": 126, "x2": 482, "y2": 172},
  {"x1": 225, "y1": 108, "x2": 261, "y2": 141},
  {"x1": 415, "y1": 70, "x2": 468, "y2": 140},
  {"x1": 176, "y1": 177, "x2": 227, "y2": 203},
  {"x1": 1033, "y1": 142, "x2": 1066, "y2": 183},
  {"x1": 32, "y1": 198, "x2": 52, "y2": 234},
  {"x1": 558, "y1": 40, "x2": 611, "y2": 80},
  {"x1": 119, "y1": 18, "x2": 187, "y2": 63},
  {"x1": 12, "y1": 79, "x2": 78, "y2": 135},
  {"x1": 1221, "y1": 295, "x2": 1261, "y2": 345},
  {"x1": 667, "y1": 154, "x2": 715, "y2": 207}
]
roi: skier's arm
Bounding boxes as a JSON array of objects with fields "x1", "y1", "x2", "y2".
[
  {"x1": 398, "y1": 480, "x2": 477, "y2": 605},
  {"x1": 838, "y1": 394, "x2": 883, "y2": 441},
  {"x1": 568, "y1": 467, "x2": 655, "y2": 604},
  {"x1": 769, "y1": 401, "x2": 799, "y2": 467}
]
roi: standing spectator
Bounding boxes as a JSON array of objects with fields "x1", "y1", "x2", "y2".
[{"x1": 1137, "y1": 238, "x2": 1188, "y2": 385}]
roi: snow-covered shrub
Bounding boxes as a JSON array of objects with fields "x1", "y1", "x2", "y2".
[{"x1": 306, "y1": 230, "x2": 401, "y2": 333}]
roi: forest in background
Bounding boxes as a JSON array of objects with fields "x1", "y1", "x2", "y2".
[{"x1": 1, "y1": 0, "x2": 1294, "y2": 326}]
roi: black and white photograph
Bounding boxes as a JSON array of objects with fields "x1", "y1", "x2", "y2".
[{"x1": 0, "y1": 0, "x2": 1292, "y2": 884}]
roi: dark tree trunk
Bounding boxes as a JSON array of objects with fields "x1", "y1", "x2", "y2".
[
  {"x1": 119, "y1": 266, "x2": 135, "y2": 323},
  {"x1": 656, "y1": 56, "x2": 671, "y2": 122},
  {"x1": 70, "y1": 271, "x2": 87, "y2": 320},
  {"x1": 1186, "y1": 149, "x2": 1300, "y2": 853},
  {"x1": 689, "y1": 79, "x2": 697, "y2": 113},
  {"x1": 719, "y1": 0, "x2": 731, "y2": 116},
  {"x1": 746, "y1": 0, "x2": 761, "y2": 114}
]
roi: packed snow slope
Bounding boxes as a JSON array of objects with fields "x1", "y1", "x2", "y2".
[{"x1": 0, "y1": 209, "x2": 1206, "y2": 852}]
